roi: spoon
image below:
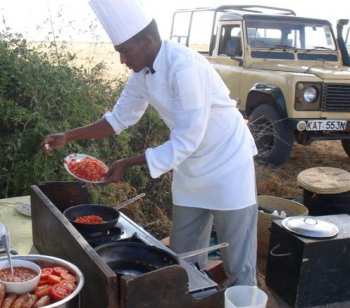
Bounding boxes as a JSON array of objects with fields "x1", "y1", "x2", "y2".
[
  {"x1": 0, "y1": 224, "x2": 14, "y2": 275},
  {"x1": 112, "y1": 193, "x2": 145, "y2": 211}
]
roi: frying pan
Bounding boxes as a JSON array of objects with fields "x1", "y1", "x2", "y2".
[
  {"x1": 95, "y1": 241, "x2": 228, "y2": 277},
  {"x1": 63, "y1": 193, "x2": 145, "y2": 234}
]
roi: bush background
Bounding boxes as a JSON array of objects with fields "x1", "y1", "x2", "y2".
[
  {"x1": 0, "y1": 34, "x2": 173, "y2": 237},
  {"x1": 1, "y1": 31, "x2": 349, "y2": 240}
]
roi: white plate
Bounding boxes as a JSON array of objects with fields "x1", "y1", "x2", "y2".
[
  {"x1": 15, "y1": 203, "x2": 31, "y2": 217},
  {"x1": 64, "y1": 153, "x2": 108, "y2": 184}
]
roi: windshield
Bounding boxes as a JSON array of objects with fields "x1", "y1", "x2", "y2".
[{"x1": 246, "y1": 19, "x2": 336, "y2": 51}]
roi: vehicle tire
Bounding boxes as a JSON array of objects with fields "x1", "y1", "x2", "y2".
[
  {"x1": 341, "y1": 139, "x2": 350, "y2": 158},
  {"x1": 248, "y1": 104, "x2": 294, "y2": 166}
]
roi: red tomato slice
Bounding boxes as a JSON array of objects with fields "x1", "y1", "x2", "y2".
[
  {"x1": 59, "y1": 280, "x2": 76, "y2": 292},
  {"x1": 47, "y1": 274, "x2": 62, "y2": 285},
  {"x1": 52, "y1": 266, "x2": 68, "y2": 277},
  {"x1": 60, "y1": 272, "x2": 76, "y2": 283},
  {"x1": 39, "y1": 277, "x2": 50, "y2": 285},
  {"x1": 50, "y1": 283, "x2": 71, "y2": 301},
  {"x1": 41, "y1": 268, "x2": 54, "y2": 276}
]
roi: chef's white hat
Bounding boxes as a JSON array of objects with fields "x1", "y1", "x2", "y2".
[{"x1": 89, "y1": 0, "x2": 152, "y2": 45}]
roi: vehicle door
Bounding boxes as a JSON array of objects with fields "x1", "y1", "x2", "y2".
[{"x1": 208, "y1": 22, "x2": 245, "y2": 108}]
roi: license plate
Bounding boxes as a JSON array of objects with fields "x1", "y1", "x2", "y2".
[{"x1": 305, "y1": 120, "x2": 347, "y2": 131}]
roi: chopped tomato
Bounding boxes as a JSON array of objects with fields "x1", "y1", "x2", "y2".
[
  {"x1": 60, "y1": 272, "x2": 76, "y2": 283},
  {"x1": 35, "y1": 284, "x2": 51, "y2": 298},
  {"x1": 41, "y1": 268, "x2": 54, "y2": 276},
  {"x1": 52, "y1": 266, "x2": 68, "y2": 277},
  {"x1": 67, "y1": 157, "x2": 107, "y2": 182},
  {"x1": 59, "y1": 280, "x2": 76, "y2": 292},
  {"x1": 47, "y1": 274, "x2": 61, "y2": 285},
  {"x1": 74, "y1": 215, "x2": 104, "y2": 224},
  {"x1": 50, "y1": 282, "x2": 72, "y2": 301},
  {"x1": 38, "y1": 277, "x2": 49, "y2": 285}
]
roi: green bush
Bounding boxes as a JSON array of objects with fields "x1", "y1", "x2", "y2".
[{"x1": 0, "y1": 33, "x2": 172, "y2": 237}]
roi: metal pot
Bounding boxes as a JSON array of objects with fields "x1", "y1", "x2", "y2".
[{"x1": 0, "y1": 254, "x2": 84, "y2": 308}]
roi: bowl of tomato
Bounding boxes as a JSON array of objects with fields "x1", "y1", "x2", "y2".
[
  {"x1": 0, "y1": 255, "x2": 84, "y2": 308},
  {"x1": 64, "y1": 153, "x2": 108, "y2": 184}
]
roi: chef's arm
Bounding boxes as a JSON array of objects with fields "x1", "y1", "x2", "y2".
[
  {"x1": 121, "y1": 153, "x2": 146, "y2": 167},
  {"x1": 44, "y1": 72, "x2": 148, "y2": 153},
  {"x1": 65, "y1": 118, "x2": 114, "y2": 142},
  {"x1": 43, "y1": 118, "x2": 114, "y2": 152},
  {"x1": 104, "y1": 153, "x2": 146, "y2": 183}
]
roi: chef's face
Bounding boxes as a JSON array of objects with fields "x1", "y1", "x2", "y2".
[{"x1": 115, "y1": 38, "x2": 149, "y2": 72}]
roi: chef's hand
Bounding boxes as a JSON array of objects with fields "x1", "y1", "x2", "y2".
[
  {"x1": 104, "y1": 159, "x2": 128, "y2": 183},
  {"x1": 42, "y1": 133, "x2": 67, "y2": 154}
]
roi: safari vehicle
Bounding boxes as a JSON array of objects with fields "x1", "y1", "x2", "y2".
[{"x1": 170, "y1": 5, "x2": 350, "y2": 165}]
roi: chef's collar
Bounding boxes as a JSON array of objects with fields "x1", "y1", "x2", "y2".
[{"x1": 145, "y1": 40, "x2": 164, "y2": 75}]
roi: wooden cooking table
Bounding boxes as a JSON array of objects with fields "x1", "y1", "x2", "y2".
[{"x1": 1, "y1": 195, "x2": 348, "y2": 308}]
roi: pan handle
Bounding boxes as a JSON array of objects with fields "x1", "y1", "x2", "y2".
[
  {"x1": 177, "y1": 242, "x2": 229, "y2": 260},
  {"x1": 112, "y1": 193, "x2": 146, "y2": 211}
]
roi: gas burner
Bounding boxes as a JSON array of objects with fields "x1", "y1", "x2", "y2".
[{"x1": 83, "y1": 226, "x2": 123, "y2": 248}]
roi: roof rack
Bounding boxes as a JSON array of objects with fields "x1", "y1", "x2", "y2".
[
  {"x1": 216, "y1": 5, "x2": 295, "y2": 16},
  {"x1": 173, "y1": 5, "x2": 296, "y2": 16},
  {"x1": 170, "y1": 5, "x2": 296, "y2": 51}
]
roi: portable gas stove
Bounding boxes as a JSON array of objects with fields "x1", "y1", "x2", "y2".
[{"x1": 30, "y1": 181, "x2": 223, "y2": 308}]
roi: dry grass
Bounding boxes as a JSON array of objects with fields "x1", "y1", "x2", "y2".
[
  {"x1": 256, "y1": 140, "x2": 350, "y2": 198},
  {"x1": 31, "y1": 41, "x2": 129, "y2": 80}
]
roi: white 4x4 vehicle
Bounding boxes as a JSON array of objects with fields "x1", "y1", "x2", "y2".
[{"x1": 171, "y1": 5, "x2": 350, "y2": 165}]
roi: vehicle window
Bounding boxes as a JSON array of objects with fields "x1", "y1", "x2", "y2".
[
  {"x1": 170, "y1": 12, "x2": 191, "y2": 45},
  {"x1": 246, "y1": 20, "x2": 336, "y2": 51},
  {"x1": 188, "y1": 11, "x2": 215, "y2": 53},
  {"x1": 304, "y1": 25, "x2": 335, "y2": 49},
  {"x1": 249, "y1": 28, "x2": 282, "y2": 48},
  {"x1": 218, "y1": 25, "x2": 242, "y2": 57}
]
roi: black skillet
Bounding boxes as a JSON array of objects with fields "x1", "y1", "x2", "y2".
[
  {"x1": 63, "y1": 193, "x2": 145, "y2": 234},
  {"x1": 95, "y1": 241, "x2": 229, "y2": 277},
  {"x1": 63, "y1": 204, "x2": 118, "y2": 233},
  {"x1": 95, "y1": 241, "x2": 178, "y2": 276}
]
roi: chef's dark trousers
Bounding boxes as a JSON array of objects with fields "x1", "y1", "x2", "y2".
[{"x1": 170, "y1": 204, "x2": 257, "y2": 286}]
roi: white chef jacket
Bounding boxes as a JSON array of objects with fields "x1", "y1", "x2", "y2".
[{"x1": 104, "y1": 40, "x2": 258, "y2": 210}]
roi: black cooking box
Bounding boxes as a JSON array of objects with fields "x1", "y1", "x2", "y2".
[
  {"x1": 266, "y1": 214, "x2": 350, "y2": 307},
  {"x1": 30, "y1": 181, "x2": 224, "y2": 308}
]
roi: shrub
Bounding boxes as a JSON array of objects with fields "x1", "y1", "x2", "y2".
[{"x1": 0, "y1": 33, "x2": 172, "y2": 237}]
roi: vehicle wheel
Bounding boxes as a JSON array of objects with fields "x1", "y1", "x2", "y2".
[
  {"x1": 341, "y1": 139, "x2": 350, "y2": 158},
  {"x1": 248, "y1": 104, "x2": 294, "y2": 166}
]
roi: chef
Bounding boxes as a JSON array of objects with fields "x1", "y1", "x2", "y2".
[{"x1": 43, "y1": 0, "x2": 258, "y2": 286}]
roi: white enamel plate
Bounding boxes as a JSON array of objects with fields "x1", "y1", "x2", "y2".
[{"x1": 64, "y1": 153, "x2": 108, "y2": 184}]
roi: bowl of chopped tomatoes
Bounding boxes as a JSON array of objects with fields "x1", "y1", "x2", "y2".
[
  {"x1": 64, "y1": 153, "x2": 108, "y2": 184},
  {"x1": 0, "y1": 254, "x2": 84, "y2": 308}
]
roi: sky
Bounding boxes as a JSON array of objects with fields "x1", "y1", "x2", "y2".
[{"x1": 0, "y1": 0, "x2": 349, "y2": 42}]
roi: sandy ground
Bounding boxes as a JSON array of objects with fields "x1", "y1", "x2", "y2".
[{"x1": 256, "y1": 140, "x2": 350, "y2": 198}]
